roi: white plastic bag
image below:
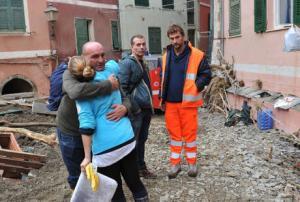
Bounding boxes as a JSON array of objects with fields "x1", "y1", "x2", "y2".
[
  {"x1": 284, "y1": 25, "x2": 300, "y2": 52},
  {"x1": 70, "y1": 172, "x2": 118, "y2": 202}
]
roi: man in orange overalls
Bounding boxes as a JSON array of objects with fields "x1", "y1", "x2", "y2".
[{"x1": 160, "y1": 24, "x2": 211, "y2": 178}]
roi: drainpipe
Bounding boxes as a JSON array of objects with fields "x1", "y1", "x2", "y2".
[
  {"x1": 220, "y1": 0, "x2": 224, "y2": 55},
  {"x1": 208, "y1": 0, "x2": 214, "y2": 62},
  {"x1": 195, "y1": 0, "x2": 200, "y2": 48}
]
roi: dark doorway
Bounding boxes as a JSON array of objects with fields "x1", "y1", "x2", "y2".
[{"x1": 1, "y1": 78, "x2": 33, "y2": 95}]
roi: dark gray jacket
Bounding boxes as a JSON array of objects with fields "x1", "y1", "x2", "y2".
[
  {"x1": 56, "y1": 69, "x2": 131, "y2": 136},
  {"x1": 118, "y1": 56, "x2": 153, "y2": 114}
]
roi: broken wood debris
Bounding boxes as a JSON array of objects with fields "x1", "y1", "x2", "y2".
[
  {"x1": 0, "y1": 120, "x2": 56, "y2": 127},
  {"x1": 0, "y1": 132, "x2": 46, "y2": 179},
  {"x1": 0, "y1": 92, "x2": 34, "y2": 101},
  {"x1": 32, "y1": 101, "x2": 57, "y2": 116},
  {"x1": 0, "y1": 127, "x2": 57, "y2": 146}
]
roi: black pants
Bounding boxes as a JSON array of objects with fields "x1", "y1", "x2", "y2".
[
  {"x1": 130, "y1": 108, "x2": 152, "y2": 170},
  {"x1": 97, "y1": 149, "x2": 148, "y2": 202}
]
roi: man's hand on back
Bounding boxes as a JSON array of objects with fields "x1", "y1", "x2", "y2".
[
  {"x1": 108, "y1": 75, "x2": 119, "y2": 90},
  {"x1": 106, "y1": 104, "x2": 127, "y2": 121}
]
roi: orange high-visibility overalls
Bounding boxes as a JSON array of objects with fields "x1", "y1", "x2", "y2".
[{"x1": 161, "y1": 43, "x2": 204, "y2": 165}]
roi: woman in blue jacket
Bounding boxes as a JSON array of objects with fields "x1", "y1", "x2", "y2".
[{"x1": 68, "y1": 56, "x2": 148, "y2": 202}]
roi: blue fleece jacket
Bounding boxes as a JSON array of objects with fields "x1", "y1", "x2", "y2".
[{"x1": 75, "y1": 60, "x2": 134, "y2": 155}]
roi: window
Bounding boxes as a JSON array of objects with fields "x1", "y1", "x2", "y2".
[
  {"x1": 295, "y1": 0, "x2": 300, "y2": 24},
  {"x1": 275, "y1": 0, "x2": 293, "y2": 27},
  {"x1": 254, "y1": 0, "x2": 267, "y2": 32},
  {"x1": 274, "y1": 0, "x2": 300, "y2": 27},
  {"x1": 135, "y1": 0, "x2": 149, "y2": 7},
  {"x1": 187, "y1": 0, "x2": 194, "y2": 25},
  {"x1": 148, "y1": 27, "x2": 162, "y2": 54},
  {"x1": 75, "y1": 19, "x2": 91, "y2": 55},
  {"x1": 229, "y1": 0, "x2": 241, "y2": 36},
  {"x1": 111, "y1": 21, "x2": 120, "y2": 50},
  {"x1": 0, "y1": 0, "x2": 25, "y2": 32},
  {"x1": 162, "y1": 0, "x2": 174, "y2": 9}
]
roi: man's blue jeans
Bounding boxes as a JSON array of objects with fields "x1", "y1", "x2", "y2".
[
  {"x1": 130, "y1": 108, "x2": 152, "y2": 170},
  {"x1": 57, "y1": 128, "x2": 84, "y2": 189}
]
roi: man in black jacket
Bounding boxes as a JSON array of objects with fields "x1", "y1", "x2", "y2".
[{"x1": 118, "y1": 35, "x2": 157, "y2": 179}]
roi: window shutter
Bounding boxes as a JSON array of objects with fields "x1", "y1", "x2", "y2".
[
  {"x1": 75, "y1": 19, "x2": 90, "y2": 55},
  {"x1": 148, "y1": 27, "x2": 162, "y2": 54},
  {"x1": 135, "y1": 0, "x2": 149, "y2": 7},
  {"x1": 254, "y1": 0, "x2": 266, "y2": 33},
  {"x1": 11, "y1": 0, "x2": 25, "y2": 31},
  {"x1": 229, "y1": 0, "x2": 241, "y2": 36},
  {"x1": 0, "y1": 0, "x2": 9, "y2": 31},
  {"x1": 294, "y1": 0, "x2": 300, "y2": 24},
  {"x1": 111, "y1": 21, "x2": 120, "y2": 50},
  {"x1": 162, "y1": 0, "x2": 174, "y2": 9}
]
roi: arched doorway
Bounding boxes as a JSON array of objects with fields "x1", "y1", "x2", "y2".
[{"x1": 1, "y1": 77, "x2": 35, "y2": 95}]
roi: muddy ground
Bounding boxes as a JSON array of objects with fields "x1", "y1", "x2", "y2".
[{"x1": 0, "y1": 106, "x2": 299, "y2": 201}]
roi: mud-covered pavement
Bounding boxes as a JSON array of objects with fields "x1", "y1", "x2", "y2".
[{"x1": 0, "y1": 107, "x2": 299, "y2": 201}]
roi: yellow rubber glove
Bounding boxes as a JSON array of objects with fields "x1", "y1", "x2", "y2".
[{"x1": 85, "y1": 163, "x2": 99, "y2": 192}]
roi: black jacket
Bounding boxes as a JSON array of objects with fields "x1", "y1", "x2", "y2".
[{"x1": 118, "y1": 55, "x2": 153, "y2": 114}]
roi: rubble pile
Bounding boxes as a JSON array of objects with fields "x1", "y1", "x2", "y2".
[{"x1": 204, "y1": 62, "x2": 241, "y2": 115}]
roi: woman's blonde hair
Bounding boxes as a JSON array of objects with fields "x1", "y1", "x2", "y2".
[{"x1": 68, "y1": 56, "x2": 95, "y2": 79}]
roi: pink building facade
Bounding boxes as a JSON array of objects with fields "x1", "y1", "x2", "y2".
[
  {"x1": 0, "y1": 0, "x2": 120, "y2": 96},
  {"x1": 212, "y1": 0, "x2": 300, "y2": 133}
]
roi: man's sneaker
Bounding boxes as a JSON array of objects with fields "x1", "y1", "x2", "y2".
[
  {"x1": 168, "y1": 164, "x2": 181, "y2": 179},
  {"x1": 139, "y1": 168, "x2": 157, "y2": 179},
  {"x1": 187, "y1": 164, "x2": 198, "y2": 177}
]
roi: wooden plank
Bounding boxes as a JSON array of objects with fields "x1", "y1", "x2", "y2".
[
  {"x1": 0, "y1": 108, "x2": 23, "y2": 116},
  {"x1": 0, "y1": 156, "x2": 44, "y2": 169},
  {"x1": 2, "y1": 170, "x2": 22, "y2": 179},
  {"x1": 0, "y1": 132, "x2": 22, "y2": 151},
  {"x1": 32, "y1": 101, "x2": 57, "y2": 116},
  {"x1": 0, "y1": 92, "x2": 34, "y2": 100},
  {"x1": 0, "y1": 162, "x2": 30, "y2": 174},
  {"x1": 0, "y1": 148, "x2": 46, "y2": 163}
]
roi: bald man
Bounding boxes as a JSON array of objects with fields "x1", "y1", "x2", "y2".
[{"x1": 56, "y1": 41, "x2": 130, "y2": 190}]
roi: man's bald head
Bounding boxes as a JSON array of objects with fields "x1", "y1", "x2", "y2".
[
  {"x1": 81, "y1": 41, "x2": 105, "y2": 71},
  {"x1": 82, "y1": 41, "x2": 103, "y2": 56}
]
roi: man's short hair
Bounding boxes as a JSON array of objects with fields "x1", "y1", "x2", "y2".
[
  {"x1": 130, "y1": 34, "x2": 145, "y2": 46},
  {"x1": 167, "y1": 24, "x2": 185, "y2": 37}
]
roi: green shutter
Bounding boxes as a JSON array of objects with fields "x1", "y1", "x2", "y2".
[
  {"x1": 75, "y1": 19, "x2": 90, "y2": 55},
  {"x1": 0, "y1": 0, "x2": 25, "y2": 32},
  {"x1": 254, "y1": 0, "x2": 266, "y2": 33},
  {"x1": 111, "y1": 21, "x2": 120, "y2": 50},
  {"x1": 148, "y1": 27, "x2": 161, "y2": 54},
  {"x1": 229, "y1": 0, "x2": 241, "y2": 36},
  {"x1": 135, "y1": 0, "x2": 149, "y2": 7},
  {"x1": 162, "y1": 0, "x2": 174, "y2": 9},
  {"x1": 11, "y1": 0, "x2": 25, "y2": 31},
  {"x1": 0, "y1": 1, "x2": 9, "y2": 31},
  {"x1": 294, "y1": 0, "x2": 300, "y2": 25}
]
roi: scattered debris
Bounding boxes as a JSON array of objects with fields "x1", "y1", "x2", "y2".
[
  {"x1": 0, "y1": 132, "x2": 46, "y2": 179},
  {"x1": 0, "y1": 108, "x2": 24, "y2": 116},
  {"x1": 0, "y1": 127, "x2": 57, "y2": 146},
  {"x1": 0, "y1": 120, "x2": 56, "y2": 127},
  {"x1": 204, "y1": 51, "x2": 242, "y2": 115},
  {"x1": 274, "y1": 96, "x2": 300, "y2": 109},
  {"x1": 32, "y1": 101, "x2": 57, "y2": 116},
  {"x1": 0, "y1": 92, "x2": 34, "y2": 101}
]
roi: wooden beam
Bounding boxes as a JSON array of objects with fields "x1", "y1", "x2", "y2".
[
  {"x1": 0, "y1": 127, "x2": 57, "y2": 146},
  {"x1": 0, "y1": 120, "x2": 56, "y2": 127},
  {"x1": 0, "y1": 148, "x2": 46, "y2": 163},
  {"x1": 0, "y1": 162, "x2": 30, "y2": 174},
  {"x1": 0, "y1": 92, "x2": 34, "y2": 100},
  {"x1": 0, "y1": 156, "x2": 44, "y2": 169}
]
